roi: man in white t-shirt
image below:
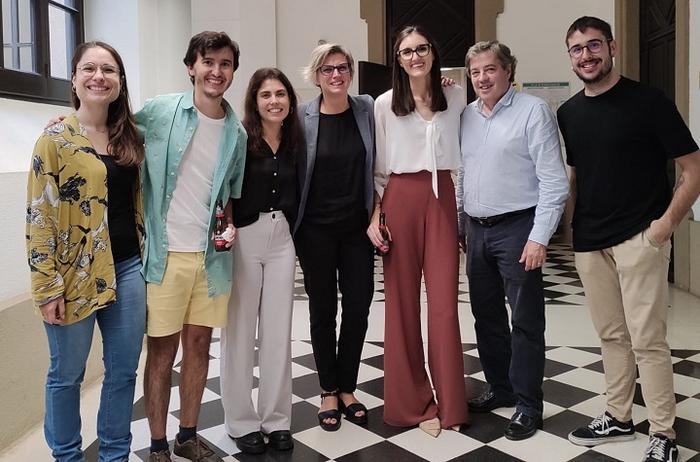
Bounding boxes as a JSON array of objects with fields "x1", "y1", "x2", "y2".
[{"x1": 136, "y1": 31, "x2": 247, "y2": 462}]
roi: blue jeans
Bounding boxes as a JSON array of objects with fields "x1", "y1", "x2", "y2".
[
  {"x1": 44, "y1": 255, "x2": 146, "y2": 462},
  {"x1": 466, "y1": 210, "x2": 545, "y2": 417}
]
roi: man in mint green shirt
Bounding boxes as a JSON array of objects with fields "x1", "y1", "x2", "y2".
[{"x1": 138, "y1": 31, "x2": 246, "y2": 462}]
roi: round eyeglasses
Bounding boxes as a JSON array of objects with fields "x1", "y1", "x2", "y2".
[{"x1": 77, "y1": 63, "x2": 120, "y2": 77}]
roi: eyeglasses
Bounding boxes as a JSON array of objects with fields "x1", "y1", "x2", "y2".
[
  {"x1": 567, "y1": 39, "x2": 610, "y2": 58},
  {"x1": 77, "y1": 63, "x2": 120, "y2": 77},
  {"x1": 397, "y1": 43, "x2": 431, "y2": 61},
  {"x1": 319, "y1": 63, "x2": 350, "y2": 76}
]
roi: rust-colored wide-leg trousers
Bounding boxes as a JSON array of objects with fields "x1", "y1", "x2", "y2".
[{"x1": 382, "y1": 170, "x2": 468, "y2": 428}]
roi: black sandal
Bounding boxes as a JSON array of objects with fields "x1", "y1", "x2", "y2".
[
  {"x1": 317, "y1": 391, "x2": 341, "y2": 432},
  {"x1": 338, "y1": 399, "x2": 368, "y2": 425}
]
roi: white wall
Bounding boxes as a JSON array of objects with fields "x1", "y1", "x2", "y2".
[
  {"x1": 137, "y1": 0, "x2": 192, "y2": 103},
  {"x1": 86, "y1": 0, "x2": 191, "y2": 107},
  {"x1": 191, "y1": 0, "x2": 367, "y2": 114},
  {"x1": 191, "y1": 0, "x2": 277, "y2": 116},
  {"x1": 497, "y1": 0, "x2": 614, "y2": 100},
  {"x1": 276, "y1": 0, "x2": 368, "y2": 102}
]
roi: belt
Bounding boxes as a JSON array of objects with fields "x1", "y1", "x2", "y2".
[{"x1": 469, "y1": 206, "x2": 535, "y2": 228}]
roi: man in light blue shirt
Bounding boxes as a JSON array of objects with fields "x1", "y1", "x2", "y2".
[{"x1": 459, "y1": 41, "x2": 568, "y2": 441}]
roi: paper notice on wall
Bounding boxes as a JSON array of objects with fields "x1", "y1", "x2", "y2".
[{"x1": 521, "y1": 82, "x2": 570, "y2": 114}]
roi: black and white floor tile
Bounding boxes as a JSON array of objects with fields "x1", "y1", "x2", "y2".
[{"x1": 54, "y1": 244, "x2": 700, "y2": 461}]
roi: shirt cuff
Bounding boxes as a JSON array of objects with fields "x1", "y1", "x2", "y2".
[{"x1": 527, "y1": 222, "x2": 554, "y2": 247}]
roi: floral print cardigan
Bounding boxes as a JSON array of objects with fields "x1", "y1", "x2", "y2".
[{"x1": 25, "y1": 114, "x2": 144, "y2": 325}]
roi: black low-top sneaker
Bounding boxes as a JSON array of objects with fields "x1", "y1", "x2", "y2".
[
  {"x1": 568, "y1": 411, "x2": 635, "y2": 446},
  {"x1": 644, "y1": 434, "x2": 679, "y2": 462}
]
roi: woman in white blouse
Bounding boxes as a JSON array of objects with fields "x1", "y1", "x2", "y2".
[{"x1": 367, "y1": 25, "x2": 467, "y2": 437}]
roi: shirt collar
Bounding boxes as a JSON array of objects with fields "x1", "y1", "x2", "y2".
[
  {"x1": 476, "y1": 86, "x2": 517, "y2": 116},
  {"x1": 183, "y1": 90, "x2": 237, "y2": 122},
  {"x1": 182, "y1": 90, "x2": 195, "y2": 110}
]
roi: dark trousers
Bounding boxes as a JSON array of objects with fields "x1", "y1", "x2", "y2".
[
  {"x1": 294, "y1": 215, "x2": 374, "y2": 393},
  {"x1": 466, "y1": 210, "x2": 545, "y2": 417}
]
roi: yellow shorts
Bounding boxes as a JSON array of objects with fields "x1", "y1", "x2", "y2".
[{"x1": 146, "y1": 251, "x2": 229, "y2": 337}]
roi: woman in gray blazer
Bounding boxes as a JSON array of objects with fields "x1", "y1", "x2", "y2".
[{"x1": 294, "y1": 43, "x2": 376, "y2": 432}]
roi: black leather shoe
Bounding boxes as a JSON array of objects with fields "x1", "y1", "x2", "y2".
[
  {"x1": 234, "y1": 431, "x2": 266, "y2": 454},
  {"x1": 504, "y1": 412, "x2": 543, "y2": 441},
  {"x1": 267, "y1": 430, "x2": 294, "y2": 451},
  {"x1": 468, "y1": 390, "x2": 516, "y2": 413}
]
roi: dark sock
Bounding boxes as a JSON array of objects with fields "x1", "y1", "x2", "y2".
[
  {"x1": 177, "y1": 426, "x2": 197, "y2": 444},
  {"x1": 150, "y1": 437, "x2": 168, "y2": 453}
]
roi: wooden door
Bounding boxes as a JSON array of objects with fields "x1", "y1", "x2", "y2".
[
  {"x1": 639, "y1": 0, "x2": 676, "y2": 281},
  {"x1": 386, "y1": 0, "x2": 475, "y2": 100}
]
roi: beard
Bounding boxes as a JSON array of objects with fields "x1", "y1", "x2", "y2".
[{"x1": 573, "y1": 57, "x2": 613, "y2": 84}]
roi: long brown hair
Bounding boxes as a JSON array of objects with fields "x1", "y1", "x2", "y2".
[
  {"x1": 71, "y1": 41, "x2": 144, "y2": 167},
  {"x1": 390, "y1": 25, "x2": 447, "y2": 116},
  {"x1": 243, "y1": 68, "x2": 303, "y2": 162}
]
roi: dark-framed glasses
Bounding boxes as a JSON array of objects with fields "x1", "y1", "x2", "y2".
[
  {"x1": 567, "y1": 39, "x2": 610, "y2": 58},
  {"x1": 77, "y1": 63, "x2": 120, "y2": 77},
  {"x1": 319, "y1": 63, "x2": 350, "y2": 76},
  {"x1": 397, "y1": 43, "x2": 431, "y2": 61}
]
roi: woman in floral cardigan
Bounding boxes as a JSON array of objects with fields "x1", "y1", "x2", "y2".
[{"x1": 26, "y1": 41, "x2": 145, "y2": 461}]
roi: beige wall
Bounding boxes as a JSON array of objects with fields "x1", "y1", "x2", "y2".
[
  {"x1": 0, "y1": 296, "x2": 104, "y2": 450},
  {"x1": 687, "y1": 0, "x2": 700, "y2": 294}
]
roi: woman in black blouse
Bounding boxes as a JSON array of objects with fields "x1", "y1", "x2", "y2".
[
  {"x1": 219, "y1": 68, "x2": 304, "y2": 455},
  {"x1": 295, "y1": 43, "x2": 376, "y2": 431}
]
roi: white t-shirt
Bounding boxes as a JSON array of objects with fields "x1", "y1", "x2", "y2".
[
  {"x1": 166, "y1": 110, "x2": 225, "y2": 251},
  {"x1": 374, "y1": 84, "x2": 465, "y2": 198}
]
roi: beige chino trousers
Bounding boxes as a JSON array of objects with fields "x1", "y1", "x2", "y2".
[{"x1": 575, "y1": 228, "x2": 675, "y2": 439}]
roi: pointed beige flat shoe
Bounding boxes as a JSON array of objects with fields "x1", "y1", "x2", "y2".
[{"x1": 419, "y1": 417, "x2": 441, "y2": 437}]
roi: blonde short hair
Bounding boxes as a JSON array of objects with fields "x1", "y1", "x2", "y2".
[{"x1": 302, "y1": 43, "x2": 355, "y2": 86}]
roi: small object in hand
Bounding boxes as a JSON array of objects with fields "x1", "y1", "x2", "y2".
[
  {"x1": 213, "y1": 200, "x2": 228, "y2": 252},
  {"x1": 221, "y1": 225, "x2": 235, "y2": 242},
  {"x1": 375, "y1": 212, "x2": 390, "y2": 256}
]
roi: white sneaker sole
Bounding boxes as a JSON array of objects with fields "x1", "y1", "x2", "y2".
[{"x1": 568, "y1": 432, "x2": 636, "y2": 447}]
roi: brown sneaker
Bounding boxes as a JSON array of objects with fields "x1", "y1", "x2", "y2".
[
  {"x1": 147, "y1": 449, "x2": 172, "y2": 462},
  {"x1": 173, "y1": 435, "x2": 223, "y2": 462}
]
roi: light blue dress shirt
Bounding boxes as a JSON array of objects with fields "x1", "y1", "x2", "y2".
[
  {"x1": 459, "y1": 87, "x2": 569, "y2": 245},
  {"x1": 136, "y1": 91, "x2": 247, "y2": 296}
]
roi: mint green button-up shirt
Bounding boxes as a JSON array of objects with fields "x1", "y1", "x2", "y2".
[{"x1": 136, "y1": 91, "x2": 247, "y2": 297}]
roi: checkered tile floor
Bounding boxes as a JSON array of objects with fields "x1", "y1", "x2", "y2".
[{"x1": 85, "y1": 243, "x2": 700, "y2": 462}]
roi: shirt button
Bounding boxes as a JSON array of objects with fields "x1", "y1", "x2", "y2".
[
  {"x1": 272, "y1": 189, "x2": 276, "y2": 193},
  {"x1": 273, "y1": 172, "x2": 277, "y2": 176}
]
